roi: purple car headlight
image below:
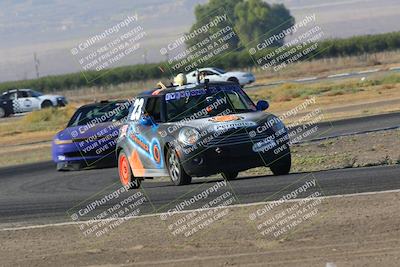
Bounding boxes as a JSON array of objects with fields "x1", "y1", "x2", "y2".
[{"x1": 54, "y1": 139, "x2": 73, "y2": 145}]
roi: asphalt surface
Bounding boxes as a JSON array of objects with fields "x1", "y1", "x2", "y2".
[
  {"x1": 0, "y1": 164, "x2": 399, "y2": 226},
  {"x1": 0, "y1": 112, "x2": 399, "y2": 226},
  {"x1": 301, "y1": 111, "x2": 400, "y2": 141},
  {"x1": 247, "y1": 67, "x2": 400, "y2": 89}
]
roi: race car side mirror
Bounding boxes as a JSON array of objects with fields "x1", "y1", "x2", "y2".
[
  {"x1": 256, "y1": 100, "x2": 269, "y2": 111},
  {"x1": 139, "y1": 115, "x2": 155, "y2": 126}
]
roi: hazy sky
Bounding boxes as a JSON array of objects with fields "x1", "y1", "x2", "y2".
[{"x1": 0, "y1": 0, "x2": 399, "y2": 82}]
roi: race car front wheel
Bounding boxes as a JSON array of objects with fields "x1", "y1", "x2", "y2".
[
  {"x1": 41, "y1": 100, "x2": 53, "y2": 109},
  {"x1": 270, "y1": 151, "x2": 291, "y2": 175},
  {"x1": 118, "y1": 151, "x2": 141, "y2": 189},
  {"x1": 167, "y1": 149, "x2": 192, "y2": 186}
]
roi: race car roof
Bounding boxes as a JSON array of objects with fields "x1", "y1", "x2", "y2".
[
  {"x1": 2, "y1": 88, "x2": 32, "y2": 94},
  {"x1": 79, "y1": 100, "x2": 129, "y2": 108},
  {"x1": 137, "y1": 81, "x2": 238, "y2": 97}
]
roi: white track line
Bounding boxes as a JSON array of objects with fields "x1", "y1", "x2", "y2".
[
  {"x1": 267, "y1": 81, "x2": 285, "y2": 85},
  {"x1": 294, "y1": 77, "x2": 318, "y2": 82},
  {"x1": 389, "y1": 66, "x2": 400, "y2": 71},
  {"x1": 357, "y1": 68, "x2": 380, "y2": 74},
  {"x1": 2, "y1": 187, "x2": 400, "y2": 232},
  {"x1": 327, "y1": 73, "x2": 350, "y2": 78}
]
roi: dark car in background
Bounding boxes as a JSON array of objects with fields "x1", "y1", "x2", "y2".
[{"x1": 52, "y1": 100, "x2": 131, "y2": 171}]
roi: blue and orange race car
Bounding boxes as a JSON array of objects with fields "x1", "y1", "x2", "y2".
[
  {"x1": 116, "y1": 81, "x2": 291, "y2": 188},
  {"x1": 52, "y1": 100, "x2": 131, "y2": 171}
]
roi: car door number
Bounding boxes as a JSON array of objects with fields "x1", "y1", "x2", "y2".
[{"x1": 130, "y1": 98, "x2": 144, "y2": 121}]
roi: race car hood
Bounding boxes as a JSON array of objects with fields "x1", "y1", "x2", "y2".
[
  {"x1": 55, "y1": 121, "x2": 122, "y2": 141},
  {"x1": 174, "y1": 111, "x2": 276, "y2": 133}
]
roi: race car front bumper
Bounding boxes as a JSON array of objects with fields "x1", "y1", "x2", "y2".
[
  {"x1": 52, "y1": 140, "x2": 117, "y2": 170},
  {"x1": 178, "y1": 140, "x2": 289, "y2": 177}
]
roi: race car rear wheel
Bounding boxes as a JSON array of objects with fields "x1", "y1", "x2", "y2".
[
  {"x1": 270, "y1": 151, "x2": 291, "y2": 175},
  {"x1": 118, "y1": 151, "x2": 141, "y2": 189},
  {"x1": 221, "y1": 171, "x2": 239, "y2": 180},
  {"x1": 167, "y1": 149, "x2": 192, "y2": 186}
]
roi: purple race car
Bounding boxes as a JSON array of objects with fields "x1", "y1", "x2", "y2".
[{"x1": 52, "y1": 100, "x2": 131, "y2": 171}]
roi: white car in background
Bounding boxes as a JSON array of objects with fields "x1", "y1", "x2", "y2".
[
  {"x1": 186, "y1": 67, "x2": 255, "y2": 87},
  {"x1": 0, "y1": 89, "x2": 68, "y2": 117}
]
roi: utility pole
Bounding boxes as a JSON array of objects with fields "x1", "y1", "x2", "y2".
[
  {"x1": 165, "y1": 52, "x2": 169, "y2": 63},
  {"x1": 142, "y1": 49, "x2": 148, "y2": 64},
  {"x1": 33, "y1": 52, "x2": 40, "y2": 79}
]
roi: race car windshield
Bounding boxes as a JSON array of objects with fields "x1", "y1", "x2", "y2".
[
  {"x1": 67, "y1": 103, "x2": 129, "y2": 127},
  {"x1": 212, "y1": 68, "x2": 226, "y2": 74},
  {"x1": 31, "y1": 90, "x2": 43, "y2": 97},
  {"x1": 165, "y1": 87, "x2": 256, "y2": 122}
]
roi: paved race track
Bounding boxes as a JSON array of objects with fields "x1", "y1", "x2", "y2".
[{"x1": 0, "y1": 112, "x2": 399, "y2": 226}]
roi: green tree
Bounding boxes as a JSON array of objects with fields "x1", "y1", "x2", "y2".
[
  {"x1": 185, "y1": 0, "x2": 243, "y2": 49},
  {"x1": 234, "y1": 0, "x2": 294, "y2": 47},
  {"x1": 185, "y1": 0, "x2": 294, "y2": 50}
]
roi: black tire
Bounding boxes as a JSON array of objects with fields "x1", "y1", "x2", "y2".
[
  {"x1": 41, "y1": 100, "x2": 53, "y2": 109},
  {"x1": 270, "y1": 151, "x2": 291, "y2": 175},
  {"x1": 0, "y1": 107, "x2": 6, "y2": 118},
  {"x1": 221, "y1": 171, "x2": 239, "y2": 180},
  {"x1": 166, "y1": 148, "x2": 191, "y2": 186},
  {"x1": 118, "y1": 151, "x2": 141, "y2": 189},
  {"x1": 227, "y1": 77, "x2": 239, "y2": 84}
]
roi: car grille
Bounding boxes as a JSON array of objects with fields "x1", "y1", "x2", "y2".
[{"x1": 205, "y1": 130, "x2": 271, "y2": 147}]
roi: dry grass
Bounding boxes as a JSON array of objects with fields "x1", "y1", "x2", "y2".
[
  {"x1": 252, "y1": 50, "x2": 400, "y2": 83},
  {"x1": 247, "y1": 72, "x2": 400, "y2": 121},
  {"x1": 250, "y1": 73, "x2": 400, "y2": 102},
  {"x1": 0, "y1": 106, "x2": 76, "y2": 138},
  {"x1": 0, "y1": 143, "x2": 51, "y2": 167}
]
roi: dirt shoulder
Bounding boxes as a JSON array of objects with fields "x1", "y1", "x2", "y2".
[{"x1": 1, "y1": 191, "x2": 400, "y2": 266}]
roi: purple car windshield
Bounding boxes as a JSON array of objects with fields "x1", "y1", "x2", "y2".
[{"x1": 67, "y1": 103, "x2": 129, "y2": 127}]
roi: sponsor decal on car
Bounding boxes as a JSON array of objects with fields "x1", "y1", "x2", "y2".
[
  {"x1": 128, "y1": 131, "x2": 163, "y2": 168},
  {"x1": 209, "y1": 115, "x2": 243, "y2": 122},
  {"x1": 252, "y1": 138, "x2": 277, "y2": 153},
  {"x1": 165, "y1": 88, "x2": 207, "y2": 101},
  {"x1": 129, "y1": 133, "x2": 150, "y2": 153},
  {"x1": 212, "y1": 119, "x2": 257, "y2": 131}
]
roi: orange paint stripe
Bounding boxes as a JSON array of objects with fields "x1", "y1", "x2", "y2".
[{"x1": 130, "y1": 150, "x2": 145, "y2": 177}]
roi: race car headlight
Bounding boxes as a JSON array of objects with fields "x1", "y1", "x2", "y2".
[
  {"x1": 270, "y1": 118, "x2": 286, "y2": 132},
  {"x1": 54, "y1": 139, "x2": 73, "y2": 145},
  {"x1": 178, "y1": 128, "x2": 200, "y2": 146}
]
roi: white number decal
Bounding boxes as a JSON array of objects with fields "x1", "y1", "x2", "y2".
[{"x1": 130, "y1": 98, "x2": 144, "y2": 121}]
